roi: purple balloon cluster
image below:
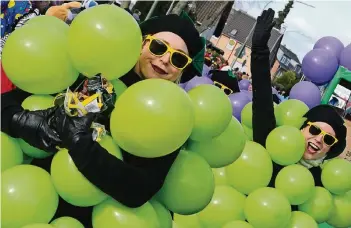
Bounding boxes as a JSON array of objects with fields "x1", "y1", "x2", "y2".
[{"x1": 302, "y1": 36, "x2": 350, "y2": 85}]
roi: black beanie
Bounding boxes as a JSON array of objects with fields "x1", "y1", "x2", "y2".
[
  {"x1": 139, "y1": 14, "x2": 204, "y2": 82},
  {"x1": 301, "y1": 105, "x2": 347, "y2": 159}
]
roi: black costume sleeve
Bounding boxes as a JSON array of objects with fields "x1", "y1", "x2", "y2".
[
  {"x1": 1, "y1": 89, "x2": 31, "y2": 136},
  {"x1": 251, "y1": 48, "x2": 276, "y2": 147},
  {"x1": 68, "y1": 135, "x2": 179, "y2": 208}
]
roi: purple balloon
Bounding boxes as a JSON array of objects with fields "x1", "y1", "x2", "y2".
[
  {"x1": 302, "y1": 49, "x2": 339, "y2": 85},
  {"x1": 340, "y1": 44, "x2": 351, "y2": 71},
  {"x1": 239, "y1": 79, "x2": 251, "y2": 90},
  {"x1": 240, "y1": 90, "x2": 253, "y2": 100},
  {"x1": 272, "y1": 87, "x2": 278, "y2": 95},
  {"x1": 202, "y1": 64, "x2": 211, "y2": 78},
  {"x1": 313, "y1": 36, "x2": 344, "y2": 61},
  {"x1": 184, "y1": 76, "x2": 213, "y2": 92},
  {"x1": 178, "y1": 82, "x2": 187, "y2": 89},
  {"x1": 228, "y1": 92, "x2": 251, "y2": 121},
  {"x1": 289, "y1": 81, "x2": 321, "y2": 108}
]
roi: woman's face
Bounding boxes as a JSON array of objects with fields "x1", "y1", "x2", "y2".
[
  {"x1": 301, "y1": 121, "x2": 336, "y2": 160},
  {"x1": 136, "y1": 32, "x2": 189, "y2": 82}
]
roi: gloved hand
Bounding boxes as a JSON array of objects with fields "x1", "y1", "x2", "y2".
[
  {"x1": 11, "y1": 107, "x2": 61, "y2": 153},
  {"x1": 252, "y1": 8, "x2": 276, "y2": 51},
  {"x1": 55, "y1": 106, "x2": 96, "y2": 150}
]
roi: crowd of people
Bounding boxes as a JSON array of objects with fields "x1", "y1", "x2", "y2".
[{"x1": 1, "y1": 1, "x2": 349, "y2": 228}]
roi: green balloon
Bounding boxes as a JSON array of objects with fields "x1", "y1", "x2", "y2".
[
  {"x1": 285, "y1": 211, "x2": 318, "y2": 228},
  {"x1": 110, "y1": 79, "x2": 128, "y2": 98},
  {"x1": 198, "y1": 186, "x2": 246, "y2": 228},
  {"x1": 150, "y1": 200, "x2": 172, "y2": 228},
  {"x1": 241, "y1": 102, "x2": 253, "y2": 128},
  {"x1": 174, "y1": 214, "x2": 202, "y2": 228},
  {"x1": 19, "y1": 95, "x2": 55, "y2": 158},
  {"x1": 223, "y1": 221, "x2": 253, "y2": 228},
  {"x1": 266, "y1": 126, "x2": 305, "y2": 166},
  {"x1": 244, "y1": 187, "x2": 291, "y2": 228},
  {"x1": 1, "y1": 165, "x2": 59, "y2": 228},
  {"x1": 275, "y1": 165, "x2": 315, "y2": 205},
  {"x1": 157, "y1": 150, "x2": 215, "y2": 215},
  {"x1": 225, "y1": 141, "x2": 273, "y2": 195},
  {"x1": 242, "y1": 124, "x2": 253, "y2": 140},
  {"x1": 1, "y1": 132, "x2": 23, "y2": 172},
  {"x1": 187, "y1": 118, "x2": 246, "y2": 168},
  {"x1": 92, "y1": 198, "x2": 159, "y2": 228},
  {"x1": 188, "y1": 85, "x2": 232, "y2": 141},
  {"x1": 68, "y1": 5, "x2": 142, "y2": 80},
  {"x1": 22, "y1": 224, "x2": 55, "y2": 228},
  {"x1": 327, "y1": 191, "x2": 351, "y2": 227},
  {"x1": 274, "y1": 99, "x2": 309, "y2": 128},
  {"x1": 2, "y1": 16, "x2": 78, "y2": 94},
  {"x1": 321, "y1": 158, "x2": 351, "y2": 195},
  {"x1": 51, "y1": 216, "x2": 84, "y2": 228},
  {"x1": 110, "y1": 79, "x2": 194, "y2": 158},
  {"x1": 298, "y1": 187, "x2": 333, "y2": 223},
  {"x1": 51, "y1": 137, "x2": 122, "y2": 207},
  {"x1": 212, "y1": 168, "x2": 228, "y2": 186}
]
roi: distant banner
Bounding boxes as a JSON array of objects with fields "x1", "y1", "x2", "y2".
[{"x1": 226, "y1": 39, "x2": 236, "y2": 51}]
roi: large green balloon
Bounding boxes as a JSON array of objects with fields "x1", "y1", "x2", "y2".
[
  {"x1": 110, "y1": 79, "x2": 128, "y2": 98},
  {"x1": 326, "y1": 191, "x2": 351, "y2": 227},
  {"x1": 274, "y1": 99, "x2": 309, "y2": 128},
  {"x1": 225, "y1": 141, "x2": 273, "y2": 195},
  {"x1": 241, "y1": 102, "x2": 253, "y2": 128},
  {"x1": 92, "y1": 198, "x2": 159, "y2": 228},
  {"x1": 275, "y1": 165, "x2": 315, "y2": 205},
  {"x1": 51, "y1": 216, "x2": 84, "y2": 228},
  {"x1": 223, "y1": 221, "x2": 253, "y2": 228},
  {"x1": 212, "y1": 168, "x2": 228, "y2": 186},
  {"x1": 110, "y1": 79, "x2": 194, "y2": 158},
  {"x1": 244, "y1": 187, "x2": 291, "y2": 228},
  {"x1": 266, "y1": 126, "x2": 305, "y2": 166},
  {"x1": 1, "y1": 132, "x2": 23, "y2": 172},
  {"x1": 285, "y1": 211, "x2": 318, "y2": 228},
  {"x1": 19, "y1": 95, "x2": 55, "y2": 159},
  {"x1": 188, "y1": 85, "x2": 232, "y2": 141},
  {"x1": 2, "y1": 16, "x2": 78, "y2": 94},
  {"x1": 187, "y1": 118, "x2": 246, "y2": 168},
  {"x1": 68, "y1": 5, "x2": 142, "y2": 80},
  {"x1": 198, "y1": 186, "x2": 246, "y2": 228},
  {"x1": 173, "y1": 214, "x2": 202, "y2": 228},
  {"x1": 298, "y1": 187, "x2": 333, "y2": 223},
  {"x1": 51, "y1": 135, "x2": 122, "y2": 207},
  {"x1": 150, "y1": 199, "x2": 172, "y2": 228},
  {"x1": 1, "y1": 165, "x2": 59, "y2": 228},
  {"x1": 157, "y1": 150, "x2": 214, "y2": 215},
  {"x1": 321, "y1": 158, "x2": 351, "y2": 195}
]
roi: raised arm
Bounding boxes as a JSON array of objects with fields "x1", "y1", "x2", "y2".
[{"x1": 251, "y1": 9, "x2": 277, "y2": 147}]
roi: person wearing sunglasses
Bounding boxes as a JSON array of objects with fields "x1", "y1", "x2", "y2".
[
  {"x1": 250, "y1": 9, "x2": 346, "y2": 190},
  {"x1": 1, "y1": 13, "x2": 203, "y2": 226}
]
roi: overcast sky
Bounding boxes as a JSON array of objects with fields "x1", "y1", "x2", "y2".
[{"x1": 234, "y1": 0, "x2": 351, "y2": 61}]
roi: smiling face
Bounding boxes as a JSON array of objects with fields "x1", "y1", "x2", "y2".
[
  {"x1": 135, "y1": 32, "x2": 189, "y2": 82},
  {"x1": 301, "y1": 121, "x2": 336, "y2": 160}
]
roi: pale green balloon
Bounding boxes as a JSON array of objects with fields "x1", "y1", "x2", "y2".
[
  {"x1": 223, "y1": 221, "x2": 253, "y2": 228},
  {"x1": 174, "y1": 214, "x2": 202, "y2": 228},
  {"x1": 51, "y1": 216, "x2": 84, "y2": 228},
  {"x1": 1, "y1": 165, "x2": 59, "y2": 228},
  {"x1": 212, "y1": 168, "x2": 228, "y2": 186},
  {"x1": 284, "y1": 211, "x2": 318, "y2": 228},
  {"x1": 326, "y1": 191, "x2": 351, "y2": 227},
  {"x1": 92, "y1": 198, "x2": 159, "y2": 228},
  {"x1": 22, "y1": 224, "x2": 55, "y2": 228},
  {"x1": 274, "y1": 99, "x2": 309, "y2": 128},
  {"x1": 321, "y1": 158, "x2": 351, "y2": 195},
  {"x1": 150, "y1": 200, "x2": 172, "y2": 228},
  {"x1": 1, "y1": 132, "x2": 23, "y2": 172}
]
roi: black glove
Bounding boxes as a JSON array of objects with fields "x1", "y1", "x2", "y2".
[
  {"x1": 252, "y1": 8, "x2": 276, "y2": 51},
  {"x1": 55, "y1": 106, "x2": 96, "y2": 150},
  {"x1": 11, "y1": 107, "x2": 61, "y2": 153}
]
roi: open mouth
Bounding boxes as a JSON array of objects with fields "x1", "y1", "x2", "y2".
[
  {"x1": 151, "y1": 64, "x2": 167, "y2": 75},
  {"x1": 307, "y1": 142, "x2": 320, "y2": 154}
]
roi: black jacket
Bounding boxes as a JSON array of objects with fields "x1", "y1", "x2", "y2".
[
  {"x1": 1, "y1": 70, "x2": 179, "y2": 227},
  {"x1": 250, "y1": 46, "x2": 323, "y2": 189}
]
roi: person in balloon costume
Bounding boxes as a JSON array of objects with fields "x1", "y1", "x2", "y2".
[
  {"x1": 251, "y1": 8, "x2": 346, "y2": 190},
  {"x1": 1, "y1": 12, "x2": 204, "y2": 227}
]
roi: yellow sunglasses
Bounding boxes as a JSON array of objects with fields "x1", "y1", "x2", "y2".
[
  {"x1": 144, "y1": 35, "x2": 192, "y2": 70},
  {"x1": 307, "y1": 122, "x2": 338, "y2": 146}
]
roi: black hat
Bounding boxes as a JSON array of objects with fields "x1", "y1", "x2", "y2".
[
  {"x1": 211, "y1": 70, "x2": 240, "y2": 95},
  {"x1": 139, "y1": 14, "x2": 204, "y2": 82},
  {"x1": 301, "y1": 105, "x2": 347, "y2": 159}
]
